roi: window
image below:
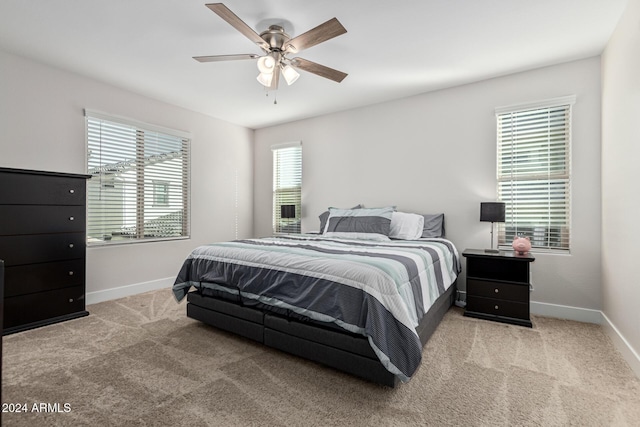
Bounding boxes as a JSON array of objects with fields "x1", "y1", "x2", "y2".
[
  {"x1": 495, "y1": 96, "x2": 574, "y2": 252},
  {"x1": 272, "y1": 142, "x2": 302, "y2": 234},
  {"x1": 85, "y1": 110, "x2": 190, "y2": 245},
  {"x1": 153, "y1": 181, "x2": 170, "y2": 206}
]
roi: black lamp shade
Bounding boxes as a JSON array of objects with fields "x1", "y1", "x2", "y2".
[
  {"x1": 280, "y1": 204, "x2": 296, "y2": 219},
  {"x1": 480, "y1": 202, "x2": 505, "y2": 223}
]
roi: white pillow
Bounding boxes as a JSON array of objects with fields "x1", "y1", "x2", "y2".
[{"x1": 389, "y1": 212, "x2": 425, "y2": 240}]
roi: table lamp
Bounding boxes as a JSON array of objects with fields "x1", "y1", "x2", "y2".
[{"x1": 480, "y1": 202, "x2": 505, "y2": 253}]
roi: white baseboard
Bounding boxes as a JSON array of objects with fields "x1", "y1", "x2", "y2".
[
  {"x1": 531, "y1": 300, "x2": 604, "y2": 324},
  {"x1": 86, "y1": 277, "x2": 174, "y2": 305},
  {"x1": 531, "y1": 300, "x2": 640, "y2": 379},
  {"x1": 601, "y1": 312, "x2": 640, "y2": 379}
]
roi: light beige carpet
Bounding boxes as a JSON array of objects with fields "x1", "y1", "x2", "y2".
[{"x1": 2, "y1": 289, "x2": 639, "y2": 426}]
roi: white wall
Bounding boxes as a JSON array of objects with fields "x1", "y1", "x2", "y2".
[
  {"x1": 601, "y1": 0, "x2": 640, "y2": 375},
  {"x1": 254, "y1": 57, "x2": 602, "y2": 317},
  {"x1": 0, "y1": 50, "x2": 254, "y2": 301}
]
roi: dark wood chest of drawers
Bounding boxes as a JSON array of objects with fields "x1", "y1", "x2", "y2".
[
  {"x1": 0, "y1": 167, "x2": 91, "y2": 334},
  {"x1": 462, "y1": 249, "x2": 535, "y2": 327}
]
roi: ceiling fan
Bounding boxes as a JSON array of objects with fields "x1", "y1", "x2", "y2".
[{"x1": 194, "y1": 3, "x2": 348, "y2": 90}]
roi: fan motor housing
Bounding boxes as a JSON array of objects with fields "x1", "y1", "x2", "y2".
[{"x1": 260, "y1": 25, "x2": 290, "y2": 51}]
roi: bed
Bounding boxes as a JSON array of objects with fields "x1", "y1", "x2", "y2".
[{"x1": 173, "y1": 231, "x2": 461, "y2": 387}]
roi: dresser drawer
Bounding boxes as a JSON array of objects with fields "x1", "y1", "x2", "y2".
[
  {"x1": 4, "y1": 285, "x2": 85, "y2": 329},
  {"x1": 466, "y1": 295, "x2": 530, "y2": 320},
  {"x1": 0, "y1": 172, "x2": 86, "y2": 205},
  {"x1": 467, "y1": 278, "x2": 529, "y2": 303},
  {"x1": 4, "y1": 259, "x2": 85, "y2": 297},
  {"x1": 0, "y1": 233, "x2": 85, "y2": 266},
  {"x1": 0, "y1": 205, "x2": 86, "y2": 235}
]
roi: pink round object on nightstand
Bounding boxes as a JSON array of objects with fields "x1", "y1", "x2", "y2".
[{"x1": 512, "y1": 236, "x2": 532, "y2": 254}]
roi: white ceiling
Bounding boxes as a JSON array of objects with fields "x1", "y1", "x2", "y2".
[{"x1": 0, "y1": 1, "x2": 627, "y2": 129}]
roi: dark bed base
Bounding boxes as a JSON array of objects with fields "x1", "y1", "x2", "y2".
[{"x1": 186, "y1": 283, "x2": 456, "y2": 387}]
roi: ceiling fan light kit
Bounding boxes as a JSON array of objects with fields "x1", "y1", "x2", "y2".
[
  {"x1": 194, "y1": 3, "x2": 348, "y2": 94},
  {"x1": 257, "y1": 55, "x2": 276, "y2": 73},
  {"x1": 256, "y1": 72, "x2": 273, "y2": 87},
  {"x1": 281, "y1": 64, "x2": 300, "y2": 85}
]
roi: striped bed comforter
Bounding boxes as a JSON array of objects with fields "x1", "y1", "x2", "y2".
[{"x1": 173, "y1": 234, "x2": 461, "y2": 382}]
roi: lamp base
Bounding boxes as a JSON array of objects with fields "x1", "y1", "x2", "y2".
[{"x1": 484, "y1": 248, "x2": 500, "y2": 253}]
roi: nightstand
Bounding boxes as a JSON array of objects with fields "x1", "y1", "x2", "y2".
[{"x1": 462, "y1": 249, "x2": 535, "y2": 327}]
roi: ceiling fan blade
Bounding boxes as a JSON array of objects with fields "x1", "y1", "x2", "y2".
[
  {"x1": 290, "y1": 58, "x2": 348, "y2": 83},
  {"x1": 205, "y1": 3, "x2": 269, "y2": 51},
  {"x1": 284, "y1": 17, "x2": 347, "y2": 54},
  {"x1": 193, "y1": 54, "x2": 259, "y2": 62}
]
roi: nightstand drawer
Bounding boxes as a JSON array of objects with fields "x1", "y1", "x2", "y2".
[
  {"x1": 467, "y1": 278, "x2": 529, "y2": 303},
  {"x1": 466, "y1": 295, "x2": 530, "y2": 320}
]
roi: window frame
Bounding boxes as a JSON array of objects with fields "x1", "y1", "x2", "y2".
[
  {"x1": 272, "y1": 141, "x2": 302, "y2": 234},
  {"x1": 495, "y1": 95, "x2": 574, "y2": 253},
  {"x1": 85, "y1": 110, "x2": 191, "y2": 246}
]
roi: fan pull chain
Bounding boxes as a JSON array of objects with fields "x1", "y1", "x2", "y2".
[{"x1": 264, "y1": 90, "x2": 278, "y2": 105}]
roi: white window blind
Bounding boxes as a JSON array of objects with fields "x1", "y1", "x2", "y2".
[
  {"x1": 496, "y1": 96, "x2": 574, "y2": 252},
  {"x1": 272, "y1": 142, "x2": 302, "y2": 234},
  {"x1": 85, "y1": 111, "x2": 190, "y2": 245}
]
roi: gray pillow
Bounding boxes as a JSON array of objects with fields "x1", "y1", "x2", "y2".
[
  {"x1": 319, "y1": 204, "x2": 362, "y2": 233},
  {"x1": 421, "y1": 214, "x2": 445, "y2": 238},
  {"x1": 325, "y1": 207, "x2": 394, "y2": 237}
]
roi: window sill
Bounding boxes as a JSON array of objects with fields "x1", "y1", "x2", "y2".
[{"x1": 88, "y1": 235, "x2": 190, "y2": 247}]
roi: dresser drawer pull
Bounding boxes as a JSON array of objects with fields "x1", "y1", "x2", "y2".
[
  {"x1": 494, "y1": 305, "x2": 499, "y2": 310},
  {"x1": 69, "y1": 243, "x2": 74, "y2": 248},
  {"x1": 494, "y1": 288, "x2": 499, "y2": 293},
  {"x1": 69, "y1": 298, "x2": 74, "y2": 303},
  {"x1": 69, "y1": 216, "x2": 75, "y2": 221},
  {"x1": 69, "y1": 189, "x2": 75, "y2": 194},
  {"x1": 69, "y1": 271, "x2": 74, "y2": 276}
]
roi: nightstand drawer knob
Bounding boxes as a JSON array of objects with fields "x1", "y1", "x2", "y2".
[
  {"x1": 69, "y1": 243, "x2": 74, "y2": 248},
  {"x1": 494, "y1": 288, "x2": 499, "y2": 293},
  {"x1": 69, "y1": 189, "x2": 75, "y2": 194},
  {"x1": 69, "y1": 271, "x2": 74, "y2": 276},
  {"x1": 69, "y1": 216, "x2": 75, "y2": 221},
  {"x1": 69, "y1": 298, "x2": 74, "y2": 303},
  {"x1": 494, "y1": 305, "x2": 499, "y2": 310}
]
